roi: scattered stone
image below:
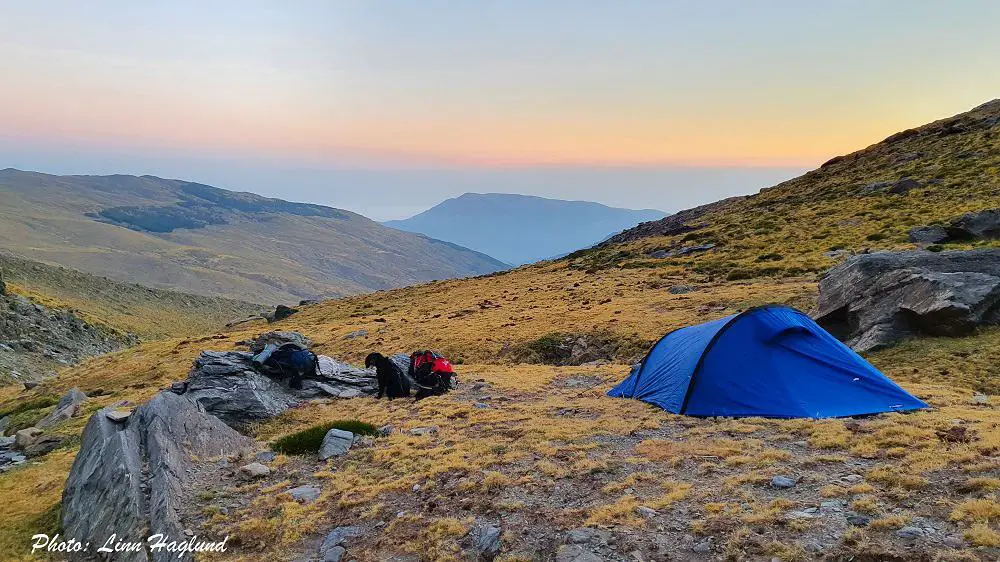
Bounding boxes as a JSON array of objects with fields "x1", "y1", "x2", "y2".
[
  {"x1": 14, "y1": 427, "x2": 43, "y2": 449},
  {"x1": 105, "y1": 410, "x2": 131, "y2": 423},
  {"x1": 268, "y1": 304, "x2": 299, "y2": 323},
  {"x1": 320, "y1": 526, "x2": 363, "y2": 560},
  {"x1": 22, "y1": 381, "x2": 39, "y2": 390},
  {"x1": 0, "y1": 435, "x2": 14, "y2": 448},
  {"x1": 344, "y1": 329, "x2": 368, "y2": 340},
  {"x1": 169, "y1": 381, "x2": 188, "y2": 394},
  {"x1": 36, "y1": 387, "x2": 87, "y2": 428},
  {"x1": 692, "y1": 539, "x2": 712, "y2": 553},
  {"x1": 820, "y1": 500, "x2": 843, "y2": 512},
  {"x1": 889, "y1": 177, "x2": 920, "y2": 194},
  {"x1": 256, "y1": 451, "x2": 277, "y2": 463},
  {"x1": 635, "y1": 506, "x2": 658, "y2": 519},
  {"x1": 473, "y1": 402, "x2": 491, "y2": 409},
  {"x1": 668, "y1": 285, "x2": 697, "y2": 294},
  {"x1": 288, "y1": 485, "x2": 321, "y2": 503},
  {"x1": 786, "y1": 510, "x2": 818, "y2": 520},
  {"x1": 824, "y1": 249, "x2": 848, "y2": 259},
  {"x1": 464, "y1": 521, "x2": 502, "y2": 561},
  {"x1": 908, "y1": 225, "x2": 951, "y2": 245},
  {"x1": 846, "y1": 514, "x2": 872, "y2": 527},
  {"x1": 556, "y1": 545, "x2": 603, "y2": 562},
  {"x1": 240, "y1": 462, "x2": 271, "y2": 478},
  {"x1": 409, "y1": 426, "x2": 439, "y2": 437},
  {"x1": 896, "y1": 526, "x2": 925, "y2": 539},
  {"x1": 973, "y1": 393, "x2": 990, "y2": 405},
  {"x1": 319, "y1": 428, "x2": 354, "y2": 460},
  {"x1": 378, "y1": 425, "x2": 393, "y2": 437},
  {"x1": 771, "y1": 475, "x2": 796, "y2": 489},
  {"x1": 841, "y1": 474, "x2": 864, "y2": 484},
  {"x1": 566, "y1": 528, "x2": 610, "y2": 545},
  {"x1": 943, "y1": 535, "x2": 966, "y2": 548},
  {"x1": 0, "y1": 416, "x2": 9, "y2": 436}
]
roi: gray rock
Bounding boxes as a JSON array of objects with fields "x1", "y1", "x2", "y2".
[
  {"x1": 62, "y1": 391, "x2": 251, "y2": 562},
  {"x1": 786, "y1": 510, "x2": 818, "y2": 520},
  {"x1": 14, "y1": 427, "x2": 43, "y2": 449},
  {"x1": 973, "y1": 393, "x2": 990, "y2": 405},
  {"x1": 860, "y1": 181, "x2": 893, "y2": 194},
  {"x1": 288, "y1": 485, "x2": 321, "y2": 503},
  {"x1": 889, "y1": 177, "x2": 920, "y2": 194},
  {"x1": 22, "y1": 381, "x2": 39, "y2": 390},
  {"x1": 343, "y1": 329, "x2": 368, "y2": 340},
  {"x1": 409, "y1": 426, "x2": 439, "y2": 436},
  {"x1": 0, "y1": 415, "x2": 9, "y2": 436},
  {"x1": 23, "y1": 434, "x2": 65, "y2": 457},
  {"x1": 556, "y1": 545, "x2": 603, "y2": 562},
  {"x1": 0, "y1": 435, "x2": 14, "y2": 448},
  {"x1": 240, "y1": 462, "x2": 271, "y2": 478},
  {"x1": 846, "y1": 514, "x2": 872, "y2": 527},
  {"x1": 771, "y1": 476, "x2": 796, "y2": 489},
  {"x1": 896, "y1": 526, "x2": 924, "y2": 539},
  {"x1": 908, "y1": 225, "x2": 951, "y2": 245},
  {"x1": 322, "y1": 546, "x2": 346, "y2": 562},
  {"x1": 951, "y1": 209, "x2": 1000, "y2": 239},
  {"x1": 378, "y1": 425, "x2": 394, "y2": 437},
  {"x1": 473, "y1": 402, "x2": 491, "y2": 409},
  {"x1": 820, "y1": 500, "x2": 843, "y2": 512},
  {"x1": 319, "y1": 526, "x2": 363, "y2": 558},
  {"x1": 692, "y1": 539, "x2": 712, "y2": 553},
  {"x1": 248, "y1": 331, "x2": 313, "y2": 353},
  {"x1": 319, "y1": 429, "x2": 354, "y2": 460},
  {"x1": 255, "y1": 450, "x2": 277, "y2": 462},
  {"x1": 668, "y1": 285, "x2": 697, "y2": 294},
  {"x1": 566, "y1": 527, "x2": 611, "y2": 545},
  {"x1": 269, "y1": 304, "x2": 299, "y2": 323},
  {"x1": 184, "y1": 351, "x2": 300, "y2": 426},
  {"x1": 635, "y1": 506, "x2": 658, "y2": 518},
  {"x1": 943, "y1": 535, "x2": 966, "y2": 548},
  {"x1": 464, "y1": 521, "x2": 502, "y2": 561},
  {"x1": 816, "y1": 249, "x2": 1000, "y2": 352},
  {"x1": 36, "y1": 387, "x2": 87, "y2": 428},
  {"x1": 105, "y1": 409, "x2": 131, "y2": 423},
  {"x1": 841, "y1": 474, "x2": 864, "y2": 484},
  {"x1": 169, "y1": 381, "x2": 188, "y2": 394}
]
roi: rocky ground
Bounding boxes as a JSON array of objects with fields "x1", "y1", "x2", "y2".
[{"x1": 0, "y1": 281, "x2": 136, "y2": 384}]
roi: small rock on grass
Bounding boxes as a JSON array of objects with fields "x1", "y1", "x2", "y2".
[
  {"x1": 288, "y1": 485, "x2": 321, "y2": 503},
  {"x1": 896, "y1": 526, "x2": 925, "y2": 539},
  {"x1": 255, "y1": 451, "x2": 277, "y2": 463},
  {"x1": 771, "y1": 475, "x2": 796, "y2": 489},
  {"x1": 464, "y1": 522, "x2": 501, "y2": 561},
  {"x1": 409, "y1": 426, "x2": 439, "y2": 436},
  {"x1": 634, "y1": 506, "x2": 658, "y2": 518},
  {"x1": 320, "y1": 526, "x2": 363, "y2": 560},
  {"x1": 692, "y1": 539, "x2": 712, "y2": 553},
  {"x1": 318, "y1": 429, "x2": 354, "y2": 460},
  {"x1": 841, "y1": 474, "x2": 864, "y2": 484},
  {"x1": 240, "y1": 462, "x2": 270, "y2": 478},
  {"x1": 846, "y1": 514, "x2": 871, "y2": 527}
]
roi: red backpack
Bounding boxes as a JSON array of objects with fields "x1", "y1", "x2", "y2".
[{"x1": 409, "y1": 350, "x2": 455, "y2": 395}]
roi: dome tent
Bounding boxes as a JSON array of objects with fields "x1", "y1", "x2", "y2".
[{"x1": 608, "y1": 305, "x2": 926, "y2": 418}]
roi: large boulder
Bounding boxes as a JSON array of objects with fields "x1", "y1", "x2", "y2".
[
  {"x1": 182, "y1": 344, "x2": 376, "y2": 427},
  {"x1": 908, "y1": 209, "x2": 1000, "y2": 245},
  {"x1": 62, "y1": 391, "x2": 251, "y2": 562},
  {"x1": 815, "y1": 249, "x2": 1000, "y2": 352}
]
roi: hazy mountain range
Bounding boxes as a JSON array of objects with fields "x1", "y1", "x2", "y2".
[
  {"x1": 385, "y1": 193, "x2": 667, "y2": 265},
  {"x1": 0, "y1": 169, "x2": 506, "y2": 304}
]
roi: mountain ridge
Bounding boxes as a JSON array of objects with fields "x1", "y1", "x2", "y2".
[
  {"x1": 385, "y1": 192, "x2": 666, "y2": 265},
  {"x1": 0, "y1": 169, "x2": 507, "y2": 304}
]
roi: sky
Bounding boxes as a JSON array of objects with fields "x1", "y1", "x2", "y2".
[{"x1": 1, "y1": 1, "x2": 998, "y2": 219}]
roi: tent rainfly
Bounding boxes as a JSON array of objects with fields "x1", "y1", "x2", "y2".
[{"x1": 608, "y1": 305, "x2": 927, "y2": 418}]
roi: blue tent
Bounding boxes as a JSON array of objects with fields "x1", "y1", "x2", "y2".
[{"x1": 608, "y1": 305, "x2": 927, "y2": 418}]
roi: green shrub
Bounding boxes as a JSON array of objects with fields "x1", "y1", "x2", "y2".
[
  {"x1": 755, "y1": 252, "x2": 784, "y2": 262},
  {"x1": 271, "y1": 419, "x2": 379, "y2": 455},
  {"x1": 926, "y1": 244, "x2": 944, "y2": 252},
  {"x1": 0, "y1": 396, "x2": 58, "y2": 419},
  {"x1": 726, "y1": 268, "x2": 756, "y2": 281},
  {"x1": 866, "y1": 232, "x2": 889, "y2": 241}
]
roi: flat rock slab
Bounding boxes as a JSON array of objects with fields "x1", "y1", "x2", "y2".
[
  {"x1": 816, "y1": 249, "x2": 1000, "y2": 352},
  {"x1": 319, "y1": 429, "x2": 354, "y2": 460}
]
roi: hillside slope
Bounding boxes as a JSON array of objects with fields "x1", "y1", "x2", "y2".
[
  {"x1": 385, "y1": 193, "x2": 665, "y2": 265},
  {"x1": 3, "y1": 101, "x2": 1000, "y2": 560},
  {"x1": 0, "y1": 170, "x2": 507, "y2": 304}
]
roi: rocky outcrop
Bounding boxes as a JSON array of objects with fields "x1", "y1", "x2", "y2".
[
  {"x1": 600, "y1": 196, "x2": 745, "y2": 246},
  {"x1": 36, "y1": 387, "x2": 87, "y2": 428},
  {"x1": 62, "y1": 391, "x2": 251, "y2": 561},
  {"x1": 815, "y1": 249, "x2": 1000, "y2": 352},
  {"x1": 1, "y1": 292, "x2": 135, "y2": 383},
  {"x1": 908, "y1": 209, "x2": 1000, "y2": 245},
  {"x1": 181, "y1": 350, "x2": 376, "y2": 427}
]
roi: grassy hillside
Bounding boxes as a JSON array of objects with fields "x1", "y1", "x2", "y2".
[
  {"x1": 1, "y1": 251, "x2": 264, "y2": 340},
  {"x1": 2, "y1": 101, "x2": 1000, "y2": 560},
  {"x1": 0, "y1": 170, "x2": 507, "y2": 304}
]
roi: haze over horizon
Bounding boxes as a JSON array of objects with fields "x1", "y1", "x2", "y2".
[{"x1": 2, "y1": 1, "x2": 998, "y2": 219}]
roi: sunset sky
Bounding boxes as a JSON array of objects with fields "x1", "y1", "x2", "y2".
[{"x1": 1, "y1": 1, "x2": 998, "y2": 218}]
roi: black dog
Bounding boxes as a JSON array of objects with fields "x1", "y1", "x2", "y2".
[{"x1": 365, "y1": 352, "x2": 410, "y2": 399}]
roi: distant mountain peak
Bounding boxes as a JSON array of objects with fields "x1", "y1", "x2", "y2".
[{"x1": 385, "y1": 194, "x2": 667, "y2": 265}]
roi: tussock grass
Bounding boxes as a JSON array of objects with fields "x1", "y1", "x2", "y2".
[{"x1": 270, "y1": 420, "x2": 378, "y2": 455}]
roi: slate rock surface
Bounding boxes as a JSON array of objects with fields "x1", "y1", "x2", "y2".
[{"x1": 816, "y1": 249, "x2": 1000, "y2": 352}]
